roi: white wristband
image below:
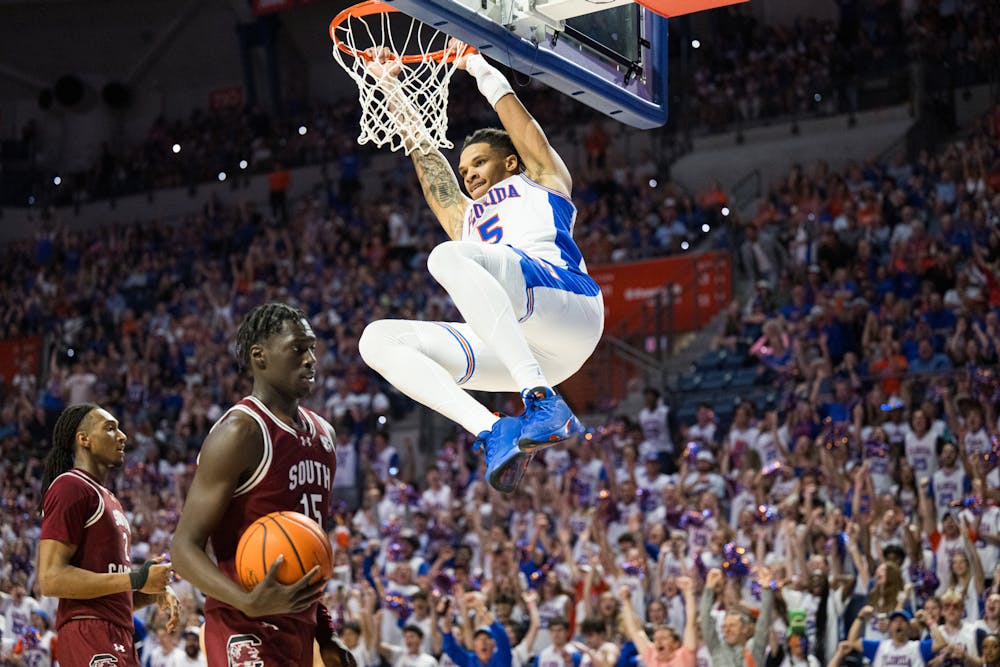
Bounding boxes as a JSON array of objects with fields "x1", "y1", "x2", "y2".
[{"x1": 465, "y1": 53, "x2": 513, "y2": 107}]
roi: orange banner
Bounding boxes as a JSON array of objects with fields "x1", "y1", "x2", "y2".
[
  {"x1": 0, "y1": 337, "x2": 42, "y2": 388},
  {"x1": 590, "y1": 251, "x2": 731, "y2": 335},
  {"x1": 636, "y1": 0, "x2": 748, "y2": 18}
]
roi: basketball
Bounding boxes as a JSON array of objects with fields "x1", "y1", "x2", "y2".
[{"x1": 235, "y1": 511, "x2": 334, "y2": 590}]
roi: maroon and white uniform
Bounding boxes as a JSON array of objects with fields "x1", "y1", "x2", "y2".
[
  {"x1": 202, "y1": 396, "x2": 338, "y2": 666},
  {"x1": 40, "y1": 468, "x2": 140, "y2": 667}
]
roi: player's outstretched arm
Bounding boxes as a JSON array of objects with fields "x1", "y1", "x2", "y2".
[
  {"x1": 365, "y1": 46, "x2": 469, "y2": 239},
  {"x1": 453, "y1": 42, "x2": 571, "y2": 197},
  {"x1": 411, "y1": 149, "x2": 469, "y2": 240},
  {"x1": 171, "y1": 413, "x2": 324, "y2": 617}
]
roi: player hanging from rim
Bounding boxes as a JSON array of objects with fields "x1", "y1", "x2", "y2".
[{"x1": 358, "y1": 41, "x2": 604, "y2": 492}]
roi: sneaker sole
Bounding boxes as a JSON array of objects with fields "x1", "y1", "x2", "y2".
[
  {"x1": 489, "y1": 454, "x2": 528, "y2": 493},
  {"x1": 517, "y1": 416, "x2": 583, "y2": 453}
]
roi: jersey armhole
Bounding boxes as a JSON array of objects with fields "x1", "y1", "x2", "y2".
[{"x1": 228, "y1": 406, "x2": 273, "y2": 497}]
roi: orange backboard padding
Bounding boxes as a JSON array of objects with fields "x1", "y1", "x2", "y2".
[{"x1": 634, "y1": 0, "x2": 748, "y2": 18}]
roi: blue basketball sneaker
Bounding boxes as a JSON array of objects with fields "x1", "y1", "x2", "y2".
[
  {"x1": 473, "y1": 416, "x2": 529, "y2": 493},
  {"x1": 518, "y1": 387, "x2": 584, "y2": 453}
]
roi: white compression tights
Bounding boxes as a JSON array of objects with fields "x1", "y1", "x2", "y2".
[{"x1": 359, "y1": 241, "x2": 550, "y2": 435}]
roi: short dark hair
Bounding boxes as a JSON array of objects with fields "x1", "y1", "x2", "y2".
[
  {"x1": 548, "y1": 616, "x2": 569, "y2": 630},
  {"x1": 235, "y1": 302, "x2": 307, "y2": 369},
  {"x1": 580, "y1": 616, "x2": 606, "y2": 636},
  {"x1": 462, "y1": 128, "x2": 523, "y2": 172},
  {"x1": 343, "y1": 620, "x2": 362, "y2": 634},
  {"x1": 403, "y1": 624, "x2": 425, "y2": 638},
  {"x1": 883, "y1": 544, "x2": 906, "y2": 563},
  {"x1": 505, "y1": 621, "x2": 528, "y2": 644}
]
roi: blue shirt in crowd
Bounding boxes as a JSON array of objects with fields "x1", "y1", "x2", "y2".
[{"x1": 442, "y1": 621, "x2": 512, "y2": 667}]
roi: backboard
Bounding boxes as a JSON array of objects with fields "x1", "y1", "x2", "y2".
[{"x1": 380, "y1": 0, "x2": 670, "y2": 129}]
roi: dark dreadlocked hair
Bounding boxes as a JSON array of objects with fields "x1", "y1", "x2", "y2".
[
  {"x1": 461, "y1": 128, "x2": 524, "y2": 173},
  {"x1": 40, "y1": 403, "x2": 100, "y2": 508},
  {"x1": 234, "y1": 302, "x2": 308, "y2": 369}
]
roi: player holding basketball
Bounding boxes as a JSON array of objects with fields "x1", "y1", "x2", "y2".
[
  {"x1": 171, "y1": 303, "x2": 355, "y2": 667},
  {"x1": 359, "y1": 42, "x2": 604, "y2": 493},
  {"x1": 37, "y1": 403, "x2": 179, "y2": 667}
]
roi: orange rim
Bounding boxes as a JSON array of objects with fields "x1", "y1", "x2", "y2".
[{"x1": 329, "y1": 0, "x2": 474, "y2": 64}]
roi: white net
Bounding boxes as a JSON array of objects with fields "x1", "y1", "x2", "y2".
[{"x1": 330, "y1": 3, "x2": 462, "y2": 155}]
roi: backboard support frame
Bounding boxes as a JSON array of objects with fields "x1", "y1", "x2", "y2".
[{"x1": 381, "y1": 0, "x2": 669, "y2": 129}]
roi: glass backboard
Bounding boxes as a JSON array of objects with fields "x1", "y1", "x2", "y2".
[{"x1": 381, "y1": 0, "x2": 670, "y2": 129}]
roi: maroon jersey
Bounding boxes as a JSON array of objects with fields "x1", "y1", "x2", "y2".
[
  {"x1": 40, "y1": 468, "x2": 134, "y2": 632},
  {"x1": 203, "y1": 396, "x2": 337, "y2": 650}
]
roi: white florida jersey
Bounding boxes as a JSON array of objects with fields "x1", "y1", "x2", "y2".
[{"x1": 462, "y1": 173, "x2": 600, "y2": 296}]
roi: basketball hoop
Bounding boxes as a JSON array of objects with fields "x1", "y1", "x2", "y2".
[{"x1": 329, "y1": 0, "x2": 471, "y2": 155}]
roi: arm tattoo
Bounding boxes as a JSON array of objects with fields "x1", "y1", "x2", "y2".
[{"x1": 414, "y1": 152, "x2": 462, "y2": 208}]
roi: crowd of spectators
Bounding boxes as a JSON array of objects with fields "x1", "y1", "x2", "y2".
[
  {"x1": 686, "y1": 15, "x2": 854, "y2": 132},
  {"x1": 2, "y1": 50, "x2": 1000, "y2": 667},
  {"x1": 683, "y1": 0, "x2": 998, "y2": 133}
]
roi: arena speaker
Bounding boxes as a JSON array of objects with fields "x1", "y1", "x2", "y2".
[
  {"x1": 101, "y1": 82, "x2": 133, "y2": 110},
  {"x1": 54, "y1": 74, "x2": 86, "y2": 108}
]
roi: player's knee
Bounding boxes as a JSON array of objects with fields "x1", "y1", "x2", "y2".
[
  {"x1": 358, "y1": 320, "x2": 393, "y2": 366},
  {"x1": 427, "y1": 241, "x2": 468, "y2": 279}
]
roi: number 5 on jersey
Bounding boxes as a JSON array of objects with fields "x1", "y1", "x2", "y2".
[{"x1": 477, "y1": 214, "x2": 503, "y2": 244}]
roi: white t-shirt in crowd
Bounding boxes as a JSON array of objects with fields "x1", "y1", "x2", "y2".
[
  {"x1": 974, "y1": 505, "x2": 1000, "y2": 575},
  {"x1": 882, "y1": 420, "x2": 908, "y2": 447},
  {"x1": 385, "y1": 646, "x2": 439, "y2": 667},
  {"x1": 860, "y1": 426, "x2": 893, "y2": 494},
  {"x1": 963, "y1": 428, "x2": 992, "y2": 458},
  {"x1": 1, "y1": 595, "x2": 39, "y2": 637},
  {"x1": 146, "y1": 646, "x2": 185, "y2": 667},
  {"x1": 931, "y1": 466, "x2": 967, "y2": 520},
  {"x1": 687, "y1": 422, "x2": 716, "y2": 445},
  {"x1": 350, "y1": 640, "x2": 378, "y2": 667},
  {"x1": 634, "y1": 468, "x2": 672, "y2": 500},
  {"x1": 170, "y1": 649, "x2": 209, "y2": 667},
  {"x1": 638, "y1": 402, "x2": 673, "y2": 454},
  {"x1": 535, "y1": 594, "x2": 571, "y2": 652},
  {"x1": 421, "y1": 485, "x2": 453, "y2": 514},
  {"x1": 536, "y1": 644, "x2": 581, "y2": 667},
  {"x1": 726, "y1": 425, "x2": 760, "y2": 462},
  {"x1": 904, "y1": 429, "x2": 937, "y2": 476},
  {"x1": 870, "y1": 639, "x2": 925, "y2": 667},
  {"x1": 936, "y1": 622, "x2": 978, "y2": 657},
  {"x1": 753, "y1": 430, "x2": 784, "y2": 466},
  {"x1": 334, "y1": 437, "x2": 358, "y2": 489}
]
